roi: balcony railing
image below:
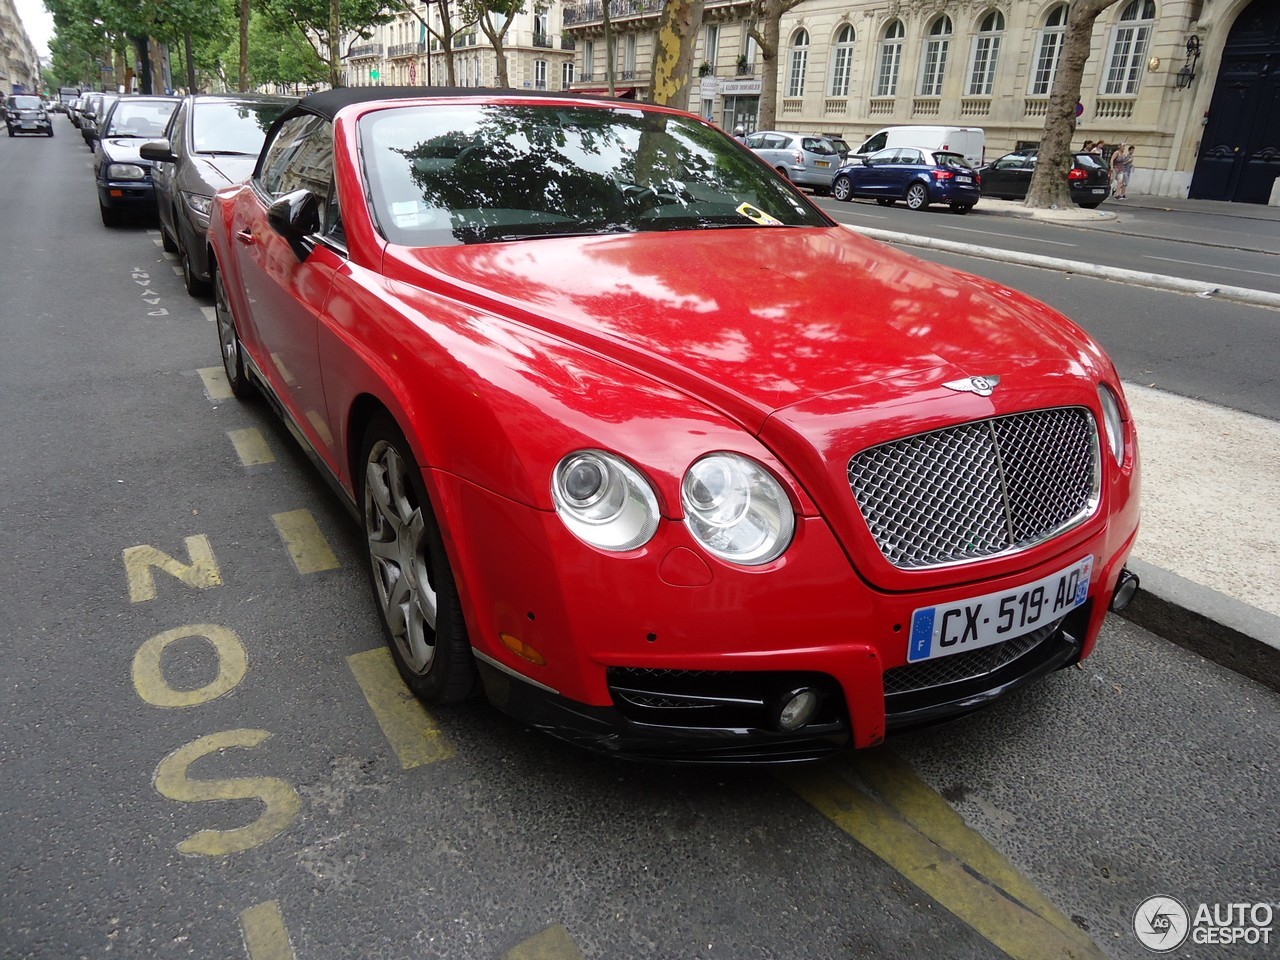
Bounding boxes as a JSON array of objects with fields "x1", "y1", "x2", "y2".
[
  {"x1": 452, "y1": 33, "x2": 479, "y2": 48},
  {"x1": 561, "y1": 36, "x2": 576, "y2": 50},
  {"x1": 388, "y1": 41, "x2": 426, "y2": 58},
  {"x1": 564, "y1": 0, "x2": 664, "y2": 26},
  {"x1": 533, "y1": 33, "x2": 552, "y2": 48},
  {"x1": 348, "y1": 43, "x2": 383, "y2": 60}
]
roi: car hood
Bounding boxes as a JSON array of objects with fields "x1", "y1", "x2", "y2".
[
  {"x1": 190, "y1": 154, "x2": 257, "y2": 191},
  {"x1": 101, "y1": 138, "x2": 149, "y2": 163},
  {"x1": 386, "y1": 226, "x2": 1099, "y2": 434}
]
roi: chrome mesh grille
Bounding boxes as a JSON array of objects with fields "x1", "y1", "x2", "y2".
[{"x1": 848, "y1": 407, "x2": 1098, "y2": 569}]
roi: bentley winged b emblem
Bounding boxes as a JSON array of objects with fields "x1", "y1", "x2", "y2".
[{"x1": 942, "y1": 375, "x2": 1002, "y2": 397}]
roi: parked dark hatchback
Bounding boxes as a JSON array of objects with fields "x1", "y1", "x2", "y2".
[
  {"x1": 92, "y1": 96, "x2": 180, "y2": 226},
  {"x1": 977, "y1": 151, "x2": 1111, "y2": 208},
  {"x1": 145, "y1": 93, "x2": 296, "y2": 294},
  {"x1": 831, "y1": 147, "x2": 980, "y2": 213},
  {"x1": 5, "y1": 95, "x2": 53, "y2": 137}
]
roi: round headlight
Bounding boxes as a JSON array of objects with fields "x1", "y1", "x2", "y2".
[
  {"x1": 1097, "y1": 384, "x2": 1126, "y2": 463},
  {"x1": 552, "y1": 451, "x2": 659, "y2": 551},
  {"x1": 682, "y1": 453, "x2": 794, "y2": 565}
]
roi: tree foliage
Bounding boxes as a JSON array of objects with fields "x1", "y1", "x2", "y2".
[
  {"x1": 458, "y1": 0, "x2": 532, "y2": 88},
  {"x1": 1025, "y1": 0, "x2": 1124, "y2": 208}
]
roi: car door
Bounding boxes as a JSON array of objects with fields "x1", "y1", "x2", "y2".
[
  {"x1": 986, "y1": 154, "x2": 1031, "y2": 199},
  {"x1": 852, "y1": 148, "x2": 897, "y2": 195},
  {"x1": 230, "y1": 114, "x2": 345, "y2": 465},
  {"x1": 889, "y1": 148, "x2": 926, "y2": 197}
]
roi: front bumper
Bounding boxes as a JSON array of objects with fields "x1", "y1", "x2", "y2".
[
  {"x1": 7, "y1": 117, "x2": 51, "y2": 134},
  {"x1": 98, "y1": 180, "x2": 157, "y2": 209},
  {"x1": 432, "y1": 463, "x2": 1139, "y2": 763}
]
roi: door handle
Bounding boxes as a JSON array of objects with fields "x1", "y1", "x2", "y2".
[{"x1": 236, "y1": 229, "x2": 255, "y2": 245}]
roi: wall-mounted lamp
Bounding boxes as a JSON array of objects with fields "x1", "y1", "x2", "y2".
[{"x1": 1176, "y1": 35, "x2": 1201, "y2": 89}]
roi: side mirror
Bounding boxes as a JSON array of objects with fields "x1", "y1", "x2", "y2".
[
  {"x1": 267, "y1": 189, "x2": 322, "y2": 259},
  {"x1": 140, "y1": 139, "x2": 177, "y2": 164}
]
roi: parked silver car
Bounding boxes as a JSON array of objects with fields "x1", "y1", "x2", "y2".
[
  {"x1": 743, "y1": 130, "x2": 841, "y2": 193},
  {"x1": 143, "y1": 93, "x2": 296, "y2": 295}
]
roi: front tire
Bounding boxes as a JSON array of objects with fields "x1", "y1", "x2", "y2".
[
  {"x1": 182, "y1": 242, "x2": 211, "y2": 296},
  {"x1": 905, "y1": 183, "x2": 929, "y2": 211},
  {"x1": 361, "y1": 415, "x2": 476, "y2": 704},
  {"x1": 213, "y1": 260, "x2": 256, "y2": 400},
  {"x1": 99, "y1": 202, "x2": 122, "y2": 227},
  {"x1": 832, "y1": 175, "x2": 853, "y2": 202}
]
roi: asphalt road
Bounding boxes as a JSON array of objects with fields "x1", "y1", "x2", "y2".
[{"x1": 1, "y1": 118, "x2": 1277, "y2": 960}]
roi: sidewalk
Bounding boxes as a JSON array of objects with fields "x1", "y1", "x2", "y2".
[{"x1": 845, "y1": 196, "x2": 1280, "y2": 693}]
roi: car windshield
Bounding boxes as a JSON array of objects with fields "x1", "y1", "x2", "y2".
[
  {"x1": 11, "y1": 96, "x2": 41, "y2": 109},
  {"x1": 193, "y1": 99, "x2": 291, "y2": 155},
  {"x1": 360, "y1": 102, "x2": 828, "y2": 247},
  {"x1": 104, "y1": 100, "x2": 177, "y2": 138}
]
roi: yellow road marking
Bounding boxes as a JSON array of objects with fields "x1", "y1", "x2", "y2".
[
  {"x1": 271, "y1": 510, "x2": 339, "y2": 574},
  {"x1": 132, "y1": 624, "x2": 247, "y2": 708},
  {"x1": 503, "y1": 925, "x2": 585, "y2": 960},
  {"x1": 198, "y1": 366, "x2": 233, "y2": 400},
  {"x1": 239, "y1": 900, "x2": 295, "y2": 960},
  {"x1": 123, "y1": 534, "x2": 223, "y2": 603},
  {"x1": 228, "y1": 428, "x2": 275, "y2": 466},
  {"x1": 153, "y1": 729, "x2": 301, "y2": 857},
  {"x1": 347, "y1": 647, "x2": 454, "y2": 768},
  {"x1": 781, "y1": 754, "x2": 1106, "y2": 960}
]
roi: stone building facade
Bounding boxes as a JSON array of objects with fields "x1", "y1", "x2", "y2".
[
  {"x1": 563, "y1": 0, "x2": 1280, "y2": 203},
  {"x1": 0, "y1": 0, "x2": 41, "y2": 95}
]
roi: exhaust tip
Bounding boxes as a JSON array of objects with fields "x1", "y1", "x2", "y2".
[{"x1": 1111, "y1": 568, "x2": 1140, "y2": 612}]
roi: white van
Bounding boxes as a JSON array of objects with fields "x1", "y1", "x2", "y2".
[{"x1": 854, "y1": 126, "x2": 986, "y2": 168}]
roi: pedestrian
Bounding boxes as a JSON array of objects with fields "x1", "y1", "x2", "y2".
[
  {"x1": 1111, "y1": 143, "x2": 1134, "y2": 199},
  {"x1": 733, "y1": 125, "x2": 747, "y2": 144},
  {"x1": 1082, "y1": 139, "x2": 1094, "y2": 153},
  {"x1": 1090, "y1": 138, "x2": 1105, "y2": 158}
]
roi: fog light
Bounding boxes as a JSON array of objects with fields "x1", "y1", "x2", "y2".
[
  {"x1": 1111, "y1": 568, "x2": 1140, "y2": 612},
  {"x1": 499, "y1": 632, "x2": 546, "y2": 666},
  {"x1": 775, "y1": 687, "x2": 820, "y2": 732}
]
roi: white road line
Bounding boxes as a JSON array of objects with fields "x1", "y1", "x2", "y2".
[
  {"x1": 1143, "y1": 255, "x2": 1279, "y2": 279},
  {"x1": 936, "y1": 225, "x2": 1077, "y2": 247}
]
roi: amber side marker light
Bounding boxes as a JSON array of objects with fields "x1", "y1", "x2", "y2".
[{"x1": 500, "y1": 633, "x2": 546, "y2": 666}]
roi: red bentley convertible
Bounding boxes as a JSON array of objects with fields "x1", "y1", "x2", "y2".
[{"x1": 208, "y1": 88, "x2": 1140, "y2": 762}]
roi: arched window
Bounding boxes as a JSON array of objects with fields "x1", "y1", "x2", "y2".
[
  {"x1": 875, "y1": 20, "x2": 905, "y2": 97},
  {"x1": 787, "y1": 29, "x2": 809, "y2": 98},
  {"x1": 1104, "y1": 0, "x2": 1156, "y2": 94},
  {"x1": 829, "y1": 25, "x2": 856, "y2": 97},
  {"x1": 918, "y1": 15, "x2": 952, "y2": 97},
  {"x1": 1030, "y1": 4, "x2": 1068, "y2": 95},
  {"x1": 967, "y1": 10, "x2": 1004, "y2": 96}
]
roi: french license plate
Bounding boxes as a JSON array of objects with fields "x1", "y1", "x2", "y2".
[
  {"x1": 815, "y1": 160, "x2": 830, "y2": 168},
  {"x1": 956, "y1": 175, "x2": 973, "y2": 183},
  {"x1": 1091, "y1": 188, "x2": 1106, "y2": 195},
  {"x1": 907, "y1": 556, "x2": 1093, "y2": 663}
]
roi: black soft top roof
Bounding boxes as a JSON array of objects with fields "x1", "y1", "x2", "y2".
[{"x1": 285, "y1": 85, "x2": 627, "y2": 124}]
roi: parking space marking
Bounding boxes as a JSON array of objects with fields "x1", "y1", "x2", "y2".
[
  {"x1": 172, "y1": 265, "x2": 184, "y2": 277},
  {"x1": 347, "y1": 647, "x2": 455, "y2": 768},
  {"x1": 228, "y1": 428, "x2": 275, "y2": 466},
  {"x1": 198, "y1": 366, "x2": 234, "y2": 400},
  {"x1": 123, "y1": 534, "x2": 223, "y2": 603},
  {"x1": 202, "y1": 306, "x2": 216, "y2": 322},
  {"x1": 240, "y1": 901, "x2": 296, "y2": 960},
  {"x1": 781, "y1": 751, "x2": 1106, "y2": 960},
  {"x1": 271, "y1": 510, "x2": 340, "y2": 574},
  {"x1": 503, "y1": 924, "x2": 586, "y2": 960}
]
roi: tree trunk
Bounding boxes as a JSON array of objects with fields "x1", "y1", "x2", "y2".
[
  {"x1": 238, "y1": 0, "x2": 251, "y2": 92},
  {"x1": 133, "y1": 35, "x2": 153, "y2": 94},
  {"x1": 184, "y1": 30, "x2": 197, "y2": 92},
  {"x1": 750, "y1": 0, "x2": 796, "y2": 131},
  {"x1": 329, "y1": 0, "x2": 343, "y2": 88},
  {"x1": 650, "y1": 0, "x2": 704, "y2": 106},
  {"x1": 1025, "y1": 0, "x2": 1121, "y2": 208}
]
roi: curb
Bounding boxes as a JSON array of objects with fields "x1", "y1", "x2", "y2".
[
  {"x1": 842, "y1": 224, "x2": 1280, "y2": 310},
  {"x1": 1118, "y1": 558, "x2": 1280, "y2": 695}
]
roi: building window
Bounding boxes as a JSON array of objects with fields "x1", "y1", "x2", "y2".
[
  {"x1": 1104, "y1": 0, "x2": 1156, "y2": 95},
  {"x1": 918, "y1": 15, "x2": 951, "y2": 97},
  {"x1": 562, "y1": 61, "x2": 575, "y2": 89},
  {"x1": 829, "y1": 25, "x2": 855, "y2": 97},
  {"x1": 967, "y1": 11, "x2": 1003, "y2": 96},
  {"x1": 875, "y1": 20, "x2": 904, "y2": 97},
  {"x1": 1030, "y1": 4, "x2": 1068, "y2": 96},
  {"x1": 621, "y1": 34, "x2": 636, "y2": 79},
  {"x1": 535, "y1": 59, "x2": 547, "y2": 89},
  {"x1": 583, "y1": 40, "x2": 594, "y2": 81},
  {"x1": 704, "y1": 23, "x2": 719, "y2": 66},
  {"x1": 787, "y1": 29, "x2": 809, "y2": 98}
]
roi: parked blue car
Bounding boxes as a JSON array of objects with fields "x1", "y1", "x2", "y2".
[{"x1": 830, "y1": 147, "x2": 980, "y2": 214}]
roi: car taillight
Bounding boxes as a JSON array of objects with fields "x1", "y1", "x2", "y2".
[
  {"x1": 1067, "y1": 167, "x2": 1088, "y2": 181},
  {"x1": 934, "y1": 170, "x2": 954, "y2": 181}
]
